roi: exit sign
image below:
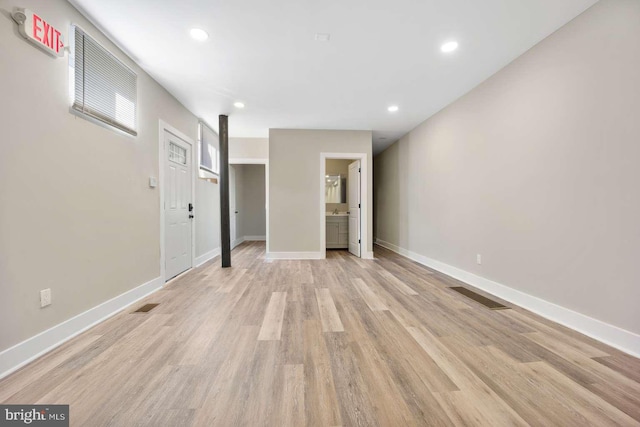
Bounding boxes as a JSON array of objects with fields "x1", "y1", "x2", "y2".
[{"x1": 13, "y1": 8, "x2": 65, "y2": 57}]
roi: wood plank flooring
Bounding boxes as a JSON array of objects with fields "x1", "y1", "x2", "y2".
[{"x1": 1, "y1": 241, "x2": 639, "y2": 426}]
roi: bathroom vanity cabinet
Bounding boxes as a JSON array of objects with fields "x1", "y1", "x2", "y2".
[{"x1": 326, "y1": 215, "x2": 348, "y2": 249}]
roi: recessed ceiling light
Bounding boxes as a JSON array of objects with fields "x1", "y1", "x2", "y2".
[
  {"x1": 387, "y1": 105, "x2": 399, "y2": 112},
  {"x1": 441, "y1": 41, "x2": 459, "y2": 53},
  {"x1": 190, "y1": 28, "x2": 209, "y2": 41},
  {"x1": 314, "y1": 33, "x2": 331, "y2": 42},
  {"x1": 233, "y1": 101, "x2": 245, "y2": 109}
]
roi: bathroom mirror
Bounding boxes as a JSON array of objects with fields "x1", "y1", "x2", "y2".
[{"x1": 325, "y1": 175, "x2": 347, "y2": 203}]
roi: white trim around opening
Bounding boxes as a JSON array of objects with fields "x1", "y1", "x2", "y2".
[
  {"x1": 320, "y1": 152, "x2": 370, "y2": 260},
  {"x1": 229, "y1": 158, "x2": 270, "y2": 254}
]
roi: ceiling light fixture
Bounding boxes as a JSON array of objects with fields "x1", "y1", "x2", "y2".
[
  {"x1": 233, "y1": 102, "x2": 245, "y2": 109},
  {"x1": 314, "y1": 33, "x2": 331, "y2": 42},
  {"x1": 387, "y1": 105, "x2": 399, "y2": 112},
  {"x1": 441, "y1": 41, "x2": 459, "y2": 53},
  {"x1": 190, "y1": 28, "x2": 209, "y2": 41}
]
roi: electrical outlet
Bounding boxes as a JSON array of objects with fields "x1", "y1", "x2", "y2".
[
  {"x1": 40, "y1": 288, "x2": 51, "y2": 308},
  {"x1": 476, "y1": 254, "x2": 482, "y2": 265}
]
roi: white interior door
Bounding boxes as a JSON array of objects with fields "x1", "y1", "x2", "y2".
[
  {"x1": 230, "y1": 165, "x2": 238, "y2": 248},
  {"x1": 348, "y1": 160, "x2": 361, "y2": 257},
  {"x1": 164, "y1": 132, "x2": 192, "y2": 280}
]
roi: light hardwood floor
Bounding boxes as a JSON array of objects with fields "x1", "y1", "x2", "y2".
[{"x1": 1, "y1": 242, "x2": 639, "y2": 426}]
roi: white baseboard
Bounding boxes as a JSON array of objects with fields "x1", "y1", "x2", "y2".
[
  {"x1": 231, "y1": 237, "x2": 245, "y2": 250},
  {"x1": 362, "y1": 251, "x2": 375, "y2": 260},
  {"x1": 244, "y1": 235, "x2": 266, "y2": 241},
  {"x1": 267, "y1": 251, "x2": 323, "y2": 260},
  {"x1": 374, "y1": 238, "x2": 640, "y2": 358},
  {"x1": 0, "y1": 276, "x2": 163, "y2": 380},
  {"x1": 195, "y1": 247, "x2": 221, "y2": 267}
]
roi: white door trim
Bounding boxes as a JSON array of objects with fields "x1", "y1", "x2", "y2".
[
  {"x1": 158, "y1": 120, "x2": 197, "y2": 283},
  {"x1": 347, "y1": 160, "x2": 361, "y2": 257},
  {"x1": 229, "y1": 158, "x2": 270, "y2": 254},
  {"x1": 320, "y1": 152, "x2": 368, "y2": 259}
]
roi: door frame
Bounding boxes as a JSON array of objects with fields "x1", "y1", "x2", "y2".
[
  {"x1": 229, "y1": 158, "x2": 270, "y2": 253},
  {"x1": 158, "y1": 120, "x2": 197, "y2": 283},
  {"x1": 320, "y1": 152, "x2": 369, "y2": 259},
  {"x1": 347, "y1": 159, "x2": 361, "y2": 257}
]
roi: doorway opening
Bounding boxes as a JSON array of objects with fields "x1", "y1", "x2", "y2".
[
  {"x1": 228, "y1": 161, "x2": 268, "y2": 251},
  {"x1": 320, "y1": 153, "x2": 368, "y2": 259}
]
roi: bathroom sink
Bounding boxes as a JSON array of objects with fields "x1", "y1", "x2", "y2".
[{"x1": 326, "y1": 212, "x2": 349, "y2": 217}]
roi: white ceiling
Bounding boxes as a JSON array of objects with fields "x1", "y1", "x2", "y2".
[{"x1": 70, "y1": 0, "x2": 597, "y2": 154}]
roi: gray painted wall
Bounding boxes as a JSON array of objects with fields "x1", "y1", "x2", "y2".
[
  {"x1": 269, "y1": 129, "x2": 372, "y2": 254},
  {"x1": 229, "y1": 138, "x2": 269, "y2": 160},
  {"x1": 196, "y1": 179, "x2": 221, "y2": 258},
  {"x1": 239, "y1": 165, "x2": 267, "y2": 238},
  {"x1": 374, "y1": 0, "x2": 640, "y2": 335},
  {"x1": 0, "y1": 0, "x2": 220, "y2": 351}
]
